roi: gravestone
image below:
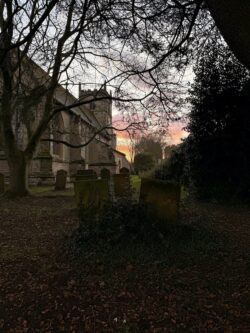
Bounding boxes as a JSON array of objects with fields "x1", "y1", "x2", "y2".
[
  {"x1": 55, "y1": 170, "x2": 67, "y2": 190},
  {"x1": 130, "y1": 175, "x2": 141, "y2": 201},
  {"x1": 140, "y1": 178, "x2": 181, "y2": 228},
  {"x1": 0, "y1": 173, "x2": 4, "y2": 194},
  {"x1": 113, "y1": 174, "x2": 131, "y2": 197},
  {"x1": 120, "y1": 167, "x2": 130, "y2": 175},
  {"x1": 74, "y1": 179, "x2": 109, "y2": 209},
  {"x1": 100, "y1": 168, "x2": 111, "y2": 180},
  {"x1": 75, "y1": 169, "x2": 97, "y2": 181}
]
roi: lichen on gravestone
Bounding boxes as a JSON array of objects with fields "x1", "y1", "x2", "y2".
[{"x1": 74, "y1": 179, "x2": 109, "y2": 209}]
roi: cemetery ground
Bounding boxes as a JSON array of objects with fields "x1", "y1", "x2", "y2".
[{"x1": 0, "y1": 191, "x2": 249, "y2": 332}]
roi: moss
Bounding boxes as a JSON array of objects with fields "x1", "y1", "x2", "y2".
[
  {"x1": 74, "y1": 179, "x2": 109, "y2": 208},
  {"x1": 130, "y1": 175, "x2": 141, "y2": 193}
]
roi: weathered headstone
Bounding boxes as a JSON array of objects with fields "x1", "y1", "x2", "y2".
[
  {"x1": 75, "y1": 169, "x2": 97, "y2": 181},
  {"x1": 0, "y1": 173, "x2": 5, "y2": 194},
  {"x1": 74, "y1": 179, "x2": 109, "y2": 208},
  {"x1": 55, "y1": 169, "x2": 67, "y2": 190},
  {"x1": 130, "y1": 175, "x2": 141, "y2": 200},
  {"x1": 139, "y1": 178, "x2": 181, "y2": 228},
  {"x1": 100, "y1": 168, "x2": 111, "y2": 180},
  {"x1": 113, "y1": 174, "x2": 131, "y2": 197},
  {"x1": 120, "y1": 167, "x2": 130, "y2": 175}
]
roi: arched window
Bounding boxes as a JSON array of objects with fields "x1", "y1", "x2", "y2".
[{"x1": 52, "y1": 113, "x2": 64, "y2": 159}]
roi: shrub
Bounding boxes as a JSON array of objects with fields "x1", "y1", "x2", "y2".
[
  {"x1": 154, "y1": 143, "x2": 187, "y2": 185},
  {"x1": 134, "y1": 152, "x2": 155, "y2": 173},
  {"x1": 74, "y1": 199, "x2": 164, "y2": 248},
  {"x1": 66, "y1": 198, "x2": 227, "y2": 270}
]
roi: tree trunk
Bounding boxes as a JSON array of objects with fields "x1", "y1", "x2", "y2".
[{"x1": 8, "y1": 152, "x2": 30, "y2": 197}]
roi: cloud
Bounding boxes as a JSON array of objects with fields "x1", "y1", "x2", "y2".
[
  {"x1": 113, "y1": 114, "x2": 188, "y2": 160},
  {"x1": 116, "y1": 144, "x2": 131, "y2": 155},
  {"x1": 168, "y1": 122, "x2": 188, "y2": 144}
]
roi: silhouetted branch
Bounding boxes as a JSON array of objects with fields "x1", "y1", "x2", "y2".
[{"x1": 41, "y1": 122, "x2": 146, "y2": 149}]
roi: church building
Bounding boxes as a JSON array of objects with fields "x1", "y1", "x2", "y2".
[{"x1": 0, "y1": 73, "x2": 130, "y2": 184}]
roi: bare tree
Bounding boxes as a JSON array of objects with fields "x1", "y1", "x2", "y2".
[
  {"x1": 0, "y1": 0, "x2": 205, "y2": 196},
  {"x1": 135, "y1": 133, "x2": 164, "y2": 163}
]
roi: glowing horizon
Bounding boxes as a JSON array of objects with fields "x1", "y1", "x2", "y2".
[{"x1": 116, "y1": 121, "x2": 188, "y2": 161}]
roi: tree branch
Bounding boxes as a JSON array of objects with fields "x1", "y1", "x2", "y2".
[{"x1": 41, "y1": 122, "x2": 146, "y2": 149}]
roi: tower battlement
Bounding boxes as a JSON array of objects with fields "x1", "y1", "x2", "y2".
[{"x1": 78, "y1": 83, "x2": 112, "y2": 129}]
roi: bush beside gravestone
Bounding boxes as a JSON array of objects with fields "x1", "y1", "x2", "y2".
[{"x1": 72, "y1": 198, "x2": 165, "y2": 250}]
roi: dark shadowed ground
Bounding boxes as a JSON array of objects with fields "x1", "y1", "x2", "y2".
[{"x1": 0, "y1": 193, "x2": 249, "y2": 332}]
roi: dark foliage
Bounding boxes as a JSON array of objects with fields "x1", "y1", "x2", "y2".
[
  {"x1": 155, "y1": 42, "x2": 250, "y2": 202},
  {"x1": 72, "y1": 199, "x2": 164, "y2": 248},
  {"x1": 66, "y1": 198, "x2": 230, "y2": 272},
  {"x1": 155, "y1": 144, "x2": 186, "y2": 183},
  {"x1": 186, "y1": 42, "x2": 250, "y2": 201},
  {"x1": 134, "y1": 152, "x2": 155, "y2": 173},
  {"x1": 135, "y1": 135, "x2": 163, "y2": 162}
]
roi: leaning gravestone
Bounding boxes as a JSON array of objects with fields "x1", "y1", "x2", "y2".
[
  {"x1": 74, "y1": 179, "x2": 109, "y2": 209},
  {"x1": 0, "y1": 173, "x2": 4, "y2": 194},
  {"x1": 75, "y1": 169, "x2": 97, "y2": 181},
  {"x1": 55, "y1": 170, "x2": 67, "y2": 190},
  {"x1": 140, "y1": 178, "x2": 181, "y2": 228},
  {"x1": 113, "y1": 174, "x2": 131, "y2": 197}
]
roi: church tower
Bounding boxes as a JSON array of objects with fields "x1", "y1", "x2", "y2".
[
  {"x1": 79, "y1": 82, "x2": 112, "y2": 128},
  {"x1": 79, "y1": 83, "x2": 117, "y2": 149}
]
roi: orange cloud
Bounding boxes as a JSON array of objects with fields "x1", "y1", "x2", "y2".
[
  {"x1": 168, "y1": 123, "x2": 188, "y2": 144},
  {"x1": 116, "y1": 144, "x2": 131, "y2": 160}
]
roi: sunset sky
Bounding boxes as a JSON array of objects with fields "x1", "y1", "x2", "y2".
[
  {"x1": 112, "y1": 68, "x2": 193, "y2": 161},
  {"x1": 115, "y1": 120, "x2": 188, "y2": 161}
]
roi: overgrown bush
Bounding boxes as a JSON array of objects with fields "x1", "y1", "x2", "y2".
[
  {"x1": 186, "y1": 42, "x2": 250, "y2": 202},
  {"x1": 73, "y1": 199, "x2": 165, "y2": 248},
  {"x1": 155, "y1": 144, "x2": 185, "y2": 182},
  {"x1": 66, "y1": 204, "x2": 228, "y2": 273}
]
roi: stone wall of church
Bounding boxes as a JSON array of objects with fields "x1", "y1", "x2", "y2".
[
  {"x1": 0, "y1": 159, "x2": 9, "y2": 174},
  {"x1": 0, "y1": 81, "x2": 123, "y2": 184}
]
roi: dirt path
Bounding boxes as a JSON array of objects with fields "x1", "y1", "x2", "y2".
[{"x1": 0, "y1": 196, "x2": 249, "y2": 332}]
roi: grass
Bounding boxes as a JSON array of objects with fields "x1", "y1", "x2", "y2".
[
  {"x1": 30, "y1": 186, "x2": 54, "y2": 193},
  {"x1": 30, "y1": 185, "x2": 74, "y2": 197},
  {"x1": 130, "y1": 175, "x2": 141, "y2": 200},
  {"x1": 130, "y1": 175, "x2": 141, "y2": 192}
]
